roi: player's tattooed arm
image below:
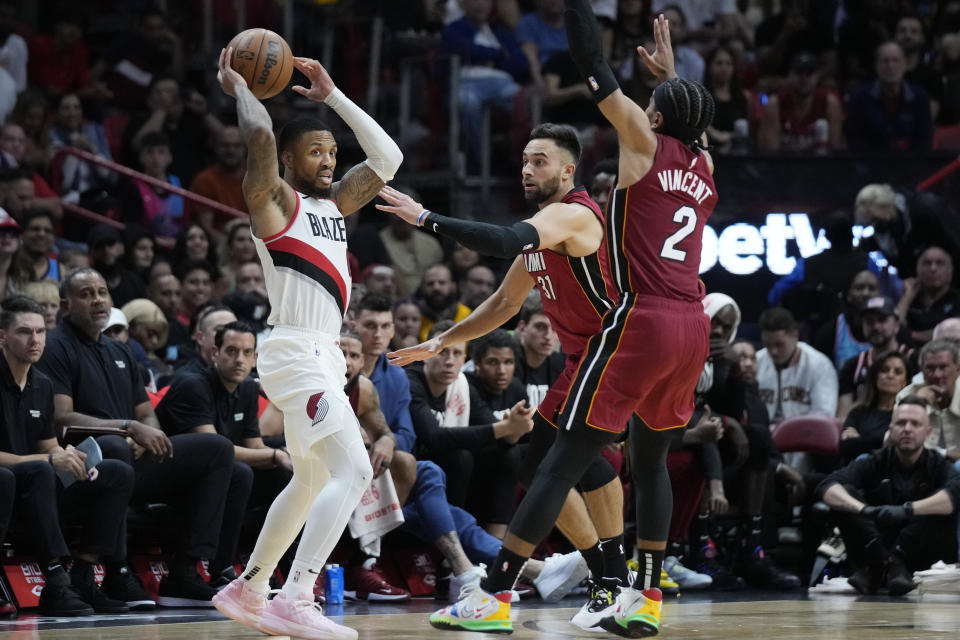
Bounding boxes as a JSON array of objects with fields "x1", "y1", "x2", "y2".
[{"x1": 333, "y1": 163, "x2": 385, "y2": 216}]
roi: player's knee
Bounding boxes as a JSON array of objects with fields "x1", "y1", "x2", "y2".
[{"x1": 579, "y1": 456, "x2": 616, "y2": 492}]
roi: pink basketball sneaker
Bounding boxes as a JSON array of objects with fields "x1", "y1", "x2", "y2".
[
  {"x1": 258, "y1": 591, "x2": 358, "y2": 640},
  {"x1": 212, "y1": 578, "x2": 266, "y2": 627}
]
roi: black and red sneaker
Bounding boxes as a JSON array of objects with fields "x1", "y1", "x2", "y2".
[{"x1": 344, "y1": 559, "x2": 411, "y2": 602}]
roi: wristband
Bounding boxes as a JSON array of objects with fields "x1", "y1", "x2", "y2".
[
  {"x1": 417, "y1": 210, "x2": 430, "y2": 227},
  {"x1": 903, "y1": 501, "x2": 914, "y2": 517}
]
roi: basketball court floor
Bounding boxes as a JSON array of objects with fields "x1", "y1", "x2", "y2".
[{"x1": 3, "y1": 590, "x2": 960, "y2": 639}]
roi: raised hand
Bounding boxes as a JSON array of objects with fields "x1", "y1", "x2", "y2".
[
  {"x1": 637, "y1": 14, "x2": 677, "y2": 82},
  {"x1": 387, "y1": 336, "x2": 443, "y2": 367},
  {"x1": 217, "y1": 47, "x2": 248, "y2": 98},
  {"x1": 291, "y1": 57, "x2": 336, "y2": 102},
  {"x1": 376, "y1": 185, "x2": 425, "y2": 227}
]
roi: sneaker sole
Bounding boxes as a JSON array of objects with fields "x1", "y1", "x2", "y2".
[
  {"x1": 126, "y1": 600, "x2": 157, "y2": 610},
  {"x1": 429, "y1": 615, "x2": 513, "y2": 634},
  {"x1": 600, "y1": 614, "x2": 659, "y2": 638},
  {"x1": 212, "y1": 595, "x2": 261, "y2": 627},
  {"x1": 258, "y1": 611, "x2": 358, "y2": 640},
  {"x1": 157, "y1": 596, "x2": 214, "y2": 607},
  {"x1": 344, "y1": 590, "x2": 411, "y2": 602}
]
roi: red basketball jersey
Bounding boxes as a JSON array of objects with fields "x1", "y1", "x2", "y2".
[
  {"x1": 605, "y1": 134, "x2": 718, "y2": 301},
  {"x1": 522, "y1": 186, "x2": 616, "y2": 360}
]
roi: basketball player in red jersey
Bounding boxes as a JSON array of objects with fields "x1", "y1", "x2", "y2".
[
  {"x1": 211, "y1": 48, "x2": 402, "y2": 640},
  {"x1": 380, "y1": 123, "x2": 631, "y2": 633}
]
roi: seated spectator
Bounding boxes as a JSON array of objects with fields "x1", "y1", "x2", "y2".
[
  {"x1": 541, "y1": 49, "x2": 604, "y2": 129},
  {"x1": 588, "y1": 158, "x2": 616, "y2": 212},
  {"x1": 414, "y1": 263, "x2": 471, "y2": 342},
  {"x1": 87, "y1": 224, "x2": 146, "y2": 307},
  {"x1": 757, "y1": 307, "x2": 838, "y2": 428},
  {"x1": 391, "y1": 298, "x2": 422, "y2": 351},
  {"x1": 175, "y1": 259, "x2": 216, "y2": 328},
  {"x1": 0, "y1": 123, "x2": 63, "y2": 219},
  {"x1": 933, "y1": 317, "x2": 960, "y2": 343},
  {"x1": 48, "y1": 93, "x2": 113, "y2": 206},
  {"x1": 362, "y1": 264, "x2": 399, "y2": 301},
  {"x1": 27, "y1": 12, "x2": 108, "y2": 101},
  {"x1": 0, "y1": 2, "x2": 26, "y2": 93},
  {"x1": 854, "y1": 184, "x2": 960, "y2": 281},
  {"x1": 406, "y1": 320, "x2": 533, "y2": 530},
  {"x1": 840, "y1": 351, "x2": 911, "y2": 463},
  {"x1": 440, "y1": 0, "x2": 528, "y2": 166},
  {"x1": 0, "y1": 168, "x2": 43, "y2": 219},
  {"x1": 813, "y1": 269, "x2": 879, "y2": 369},
  {"x1": 235, "y1": 260, "x2": 267, "y2": 298},
  {"x1": 846, "y1": 41, "x2": 933, "y2": 152},
  {"x1": 0, "y1": 207, "x2": 25, "y2": 295},
  {"x1": 147, "y1": 273, "x2": 189, "y2": 352},
  {"x1": 819, "y1": 397, "x2": 960, "y2": 595},
  {"x1": 157, "y1": 321, "x2": 291, "y2": 586},
  {"x1": 121, "y1": 298, "x2": 171, "y2": 382},
  {"x1": 516, "y1": 0, "x2": 566, "y2": 89},
  {"x1": 174, "y1": 303, "x2": 237, "y2": 374},
  {"x1": 0, "y1": 296, "x2": 144, "y2": 616},
  {"x1": 173, "y1": 222, "x2": 219, "y2": 267},
  {"x1": 448, "y1": 242, "x2": 481, "y2": 284},
  {"x1": 123, "y1": 226, "x2": 155, "y2": 286},
  {"x1": 92, "y1": 7, "x2": 184, "y2": 111},
  {"x1": 895, "y1": 15, "x2": 941, "y2": 120},
  {"x1": 36, "y1": 268, "x2": 235, "y2": 607},
  {"x1": 658, "y1": 6, "x2": 706, "y2": 83},
  {"x1": 459, "y1": 264, "x2": 496, "y2": 311},
  {"x1": 757, "y1": 52, "x2": 843, "y2": 153},
  {"x1": 57, "y1": 246, "x2": 88, "y2": 276},
  {"x1": 122, "y1": 76, "x2": 221, "y2": 185},
  {"x1": 118, "y1": 132, "x2": 184, "y2": 238},
  {"x1": 703, "y1": 45, "x2": 754, "y2": 154},
  {"x1": 898, "y1": 339, "x2": 960, "y2": 462},
  {"x1": 21, "y1": 278, "x2": 60, "y2": 329},
  {"x1": 651, "y1": 0, "x2": 746, "y2": 50},
  {"x1": 896, "y1": 247, "x2": 960, "y2": 346},
  {"x1": 837, "y1": 296, "x2": 914, "y2": 419},
  {"x1": 189, "y1": 126, "x2": 248, "y2": 233},
  {"x1": 9, "y1": 90, "x2": 51, "y2": 170},
  {"x1": 18, "y1": 210, "x2": 59, "y2": 282},
  {"x1": 218, "y1": 220, "x2": 257, "y2": 291},
  {"x1": 379, "y1": 199, "x2": 444, "y2": 295},
  {"x1": 753, "y1": 0, "x2": 836, "y2": 78},
  {"x1": 513, "y1": 297, "x2": 564, "y2": 409},
  {"x1": 466, "y1": 329, "x2": 527, "y2": 418}
]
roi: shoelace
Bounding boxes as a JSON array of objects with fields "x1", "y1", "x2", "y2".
[{"x1": 588, "y1": 586, "x2": 612, "y2": 612}]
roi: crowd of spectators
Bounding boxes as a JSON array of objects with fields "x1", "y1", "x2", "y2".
[{"x1": 0, "y1": 0, "x2": 959, "y2": 618}]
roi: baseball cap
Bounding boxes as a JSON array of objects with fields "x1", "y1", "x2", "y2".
[
  {"x1": 862, "y1": 296, "x2": 896, "y2": 318},
  {"x1": 0, "y1": 207, "x2": 20, "y2": 233},
  {"x1": 102, "y1": 307, "x2": 128, "y2": 333},
  {"x1": 791, "y1": 52, "x2": 818, "y2": 73}
]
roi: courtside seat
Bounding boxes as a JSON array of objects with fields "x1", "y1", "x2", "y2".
[{"x1": 772, "y1": 414, "x2": 842, "y2": 456}]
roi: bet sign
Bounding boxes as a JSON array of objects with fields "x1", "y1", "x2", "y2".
[{"x1": 700, "y1": 213, "x2": 875, "y2": 276}]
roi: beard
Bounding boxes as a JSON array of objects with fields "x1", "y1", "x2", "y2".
[
  {"x1": 291, "y1": 170, "x2": 333, "y2": 200},
  {"x1": 425, "y1": 290, "x2": 458, "y2": 315},
  {"x1": 524, "y1": 174, "x2": 561, "y2": 204}
]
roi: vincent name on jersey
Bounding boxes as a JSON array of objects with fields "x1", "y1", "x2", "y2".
[
  {"x1": 656, "y1": 169, "x2": 714, "y2": 205},
  {"x1": 523, "y1": 251, "x2": 546, "y2": 274},
  {"x1": 306, "y1": 211, "x2": 347, "y2": 243}
]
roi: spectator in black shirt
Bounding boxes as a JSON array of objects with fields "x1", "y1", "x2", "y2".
[
  {"x1": 407, "y1": 321, "x2": 533, "y2": 535},
  {"x1": 87, "y1": 224, "x2": 147, "y2": 308},
  {"x1": 819, "y1": 396, "x2": 960, "y2": 595},
  {"x1": 513, "y1": 298, "x2": 564, "y2": 410},
  {"x1": 840, "y1": 351, "x2": 911, "y2": 464},
  {"x1": 897, "y1": 247, "x2": 960, "y2": 345},
  {"x1": 172, "y1": 303, "x2": 237, "y2": 374},
  {"x1": 466, "y1": 329, "x2": 527, "y2": 419},
  {"x1": 157, "y1": 322, "x2": 291, "y2": 586},
  {"x1": 147, "y1": 273, "x2": 189, "y2": 353},
  {"x1": 36, "y1": 268, "x2": 235, "y2": 608},
  {"x1": 0, "y1": 296, "x2": 142, "y2": 616}
]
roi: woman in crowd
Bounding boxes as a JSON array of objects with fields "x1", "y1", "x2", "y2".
[
  {"x1": 839, "y1": 351, "x2": 910, "y2": 463},
  {"x1": 124, "y1": 226, "x2": 156, "y2": 285},
  {"x1": 21, "y1": 278, "x2": 59, "y2": 329},
  {"x1": 48, "y1": 93, "x2": 113, "y2": 206},
  {"x1": 218, "y1": 219, "x2": 257, "y2": 291},
  {"x1": 172, "y1": 222, "x2": 218, "y2": 267},
  {"x1": 703, "y1": 44, "x2": 755, "y2": 153}
]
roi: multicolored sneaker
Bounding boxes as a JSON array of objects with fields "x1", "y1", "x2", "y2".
[
  {"x1": 658, "y1": 569, "x2": 679, "y2": 595},
  {"x1": 600, "y1": 586, "x2": 662, "y2": 638},
  {"x1": 429, "y1": 582, "x2": 513, "y2": 634},
  {"x1": 258, "y1": 591, "x2": 358, "y2": 640},
  {"x1": 570, "y1": 577, "x2": 619, "y2": 633},
  {"x1": 663, "y1": 556, "x2": 712, "y2": 590},
  {"x1": 212, "y1": 578, "x2": 266, "y2": 627}
]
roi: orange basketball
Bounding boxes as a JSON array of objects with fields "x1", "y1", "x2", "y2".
[{"x1": 227, "y1": 28, "x2": 294, "y2": 100}]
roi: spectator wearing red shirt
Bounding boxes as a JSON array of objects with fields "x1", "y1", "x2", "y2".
[
  {"x1": 28, "y1": 13, "x2": 110, "y2": 102},
  {"x1": 0, "y1": 123, "x2": 62, "y2": 220},
  {"x1": 189, "y1": 126, "x2": 247, "y2": 234}
]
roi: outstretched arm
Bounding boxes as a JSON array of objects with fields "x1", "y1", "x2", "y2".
[
  {"x1": 218, "y1": 47, "x2": 293, "y2": 239},
  {"x1": 292, "y1": 57, "x2": 403, "y2": 216},
  {"x1": 387, "y1": 257, "x2": 534, "y2": 367}
]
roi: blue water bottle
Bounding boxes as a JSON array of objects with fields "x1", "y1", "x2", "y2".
[{"x1": 324, "y1": 564, "x2": 344, "y2": 604}]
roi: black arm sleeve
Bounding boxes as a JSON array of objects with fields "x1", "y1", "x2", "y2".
[
  {"x1": 423, "y1": 212, "x2": 540, "y2": 259},
  {"x1": 564, "y1": 0, "x2": 620, "y2": 102}
]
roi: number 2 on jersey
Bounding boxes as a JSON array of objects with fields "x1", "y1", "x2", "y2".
[
  {"x1": 536, "y1": 275, "x2": 556, "y2": 300},
  {"x1": 659, "y1": 205, "x2": 697, "y2": 262}
]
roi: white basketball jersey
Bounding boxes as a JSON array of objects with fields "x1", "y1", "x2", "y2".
[{"x1": 253, "y1": 191, "x2": 351, "y2": 335}]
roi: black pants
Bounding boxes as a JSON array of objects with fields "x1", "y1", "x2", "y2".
[
  {"x1": 7, "y1": 459, "x2": 133, "y2": 561},
  {"x1": 430, "y1": 444, "x2": 525, "y2": 525},
  {"x1": 100, "y1": 432, "x2": 234, "y2": 560},
  {"x1": 0, "y1": 467, "x2": 14, "y2": 545},
  {"x1": 835, "y1": 509, "x2": 958, "y2": 572}
]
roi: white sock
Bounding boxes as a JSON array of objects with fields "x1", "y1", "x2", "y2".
[{"x1": 281, "y1": 560, "x2": 320, "y2": 601}]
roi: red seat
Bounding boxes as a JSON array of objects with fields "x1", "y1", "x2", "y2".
[
  {"x1": 771, "y1": 414, "x2": 842, "y2": 456},
  {"x1": 933, "y1": 125, "x2": 960, "y2": 151}
]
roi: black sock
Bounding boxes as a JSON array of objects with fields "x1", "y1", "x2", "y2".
[
  {"x1": 600, "y1": 534, "x2": 629, "y2": 584},
  {"x1": 171, "y1": 556, "x2": 199, "y2": 579},
  {"x1": 70, "y1": 558, "x2": 93, "y2": 572},
  {"x1": 44, "y1": 561, "x2": 64, "y2": 578},
  {"x1": 580, "y1": 542, "x2": 605, "y2": 581},
  {"x1": 744, "y1": 515, "x2": 763, "y2": 553},
  {"x1": 636, "y1": 549, "x2": 664, "y2": 590},
  {"x1": 692, "y1": 513, "x2": 710, "y2": 550},
  {"x1": 667, "y1": 540, "x2": 684, "y2": 559},
  {"x1": 481, "y1": 548, "x2": 528, "y2": 594}
]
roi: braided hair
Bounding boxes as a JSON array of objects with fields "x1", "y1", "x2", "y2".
[{"x1": 652, "y1": 78, "x2": 716, "y2": 155}]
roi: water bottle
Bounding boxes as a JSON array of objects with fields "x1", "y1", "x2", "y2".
[{"x1": 324, "y1": 564, "x2": 344, "y2": 604}]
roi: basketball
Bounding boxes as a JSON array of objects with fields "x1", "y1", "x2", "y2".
[{"x1": 227, "y1": 28, "x2": 294, "y2": 100}]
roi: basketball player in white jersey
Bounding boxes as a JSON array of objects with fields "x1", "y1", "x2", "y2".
[{"x1": 211, "y1": 47, "x2": 402, "y2": 640}]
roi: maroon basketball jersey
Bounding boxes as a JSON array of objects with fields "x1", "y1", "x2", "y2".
[
  {"x1": 605, "y1": 135, "x2": 718, "y2": 302},
  {"x1": 522, "y1": 186, "x2": 616, "y2": 359}
]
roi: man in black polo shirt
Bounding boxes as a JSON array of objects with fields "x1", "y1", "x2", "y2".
[
  {"x1": 157, "y1": 321, "x2": 292, "y2": 585},
  {"x1": 466, "y1": 329, "x2": 527, "y2": 419},
  {"x1": 898, "y1": 246, "x2": 960, "y2": 345},
  {"x1": 36, "y1": 268, "x2": 236, "y2": 608},
  {"x1": 172, "y1": 304, "x2": 238, "y2": 374},
  {"x1": 0, "y1": 297, "x2": 136, "y2": 616}
]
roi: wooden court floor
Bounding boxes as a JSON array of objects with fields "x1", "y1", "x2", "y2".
[{"x1": 2, "y1": 593, "x2": 960, "y2": 639}]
